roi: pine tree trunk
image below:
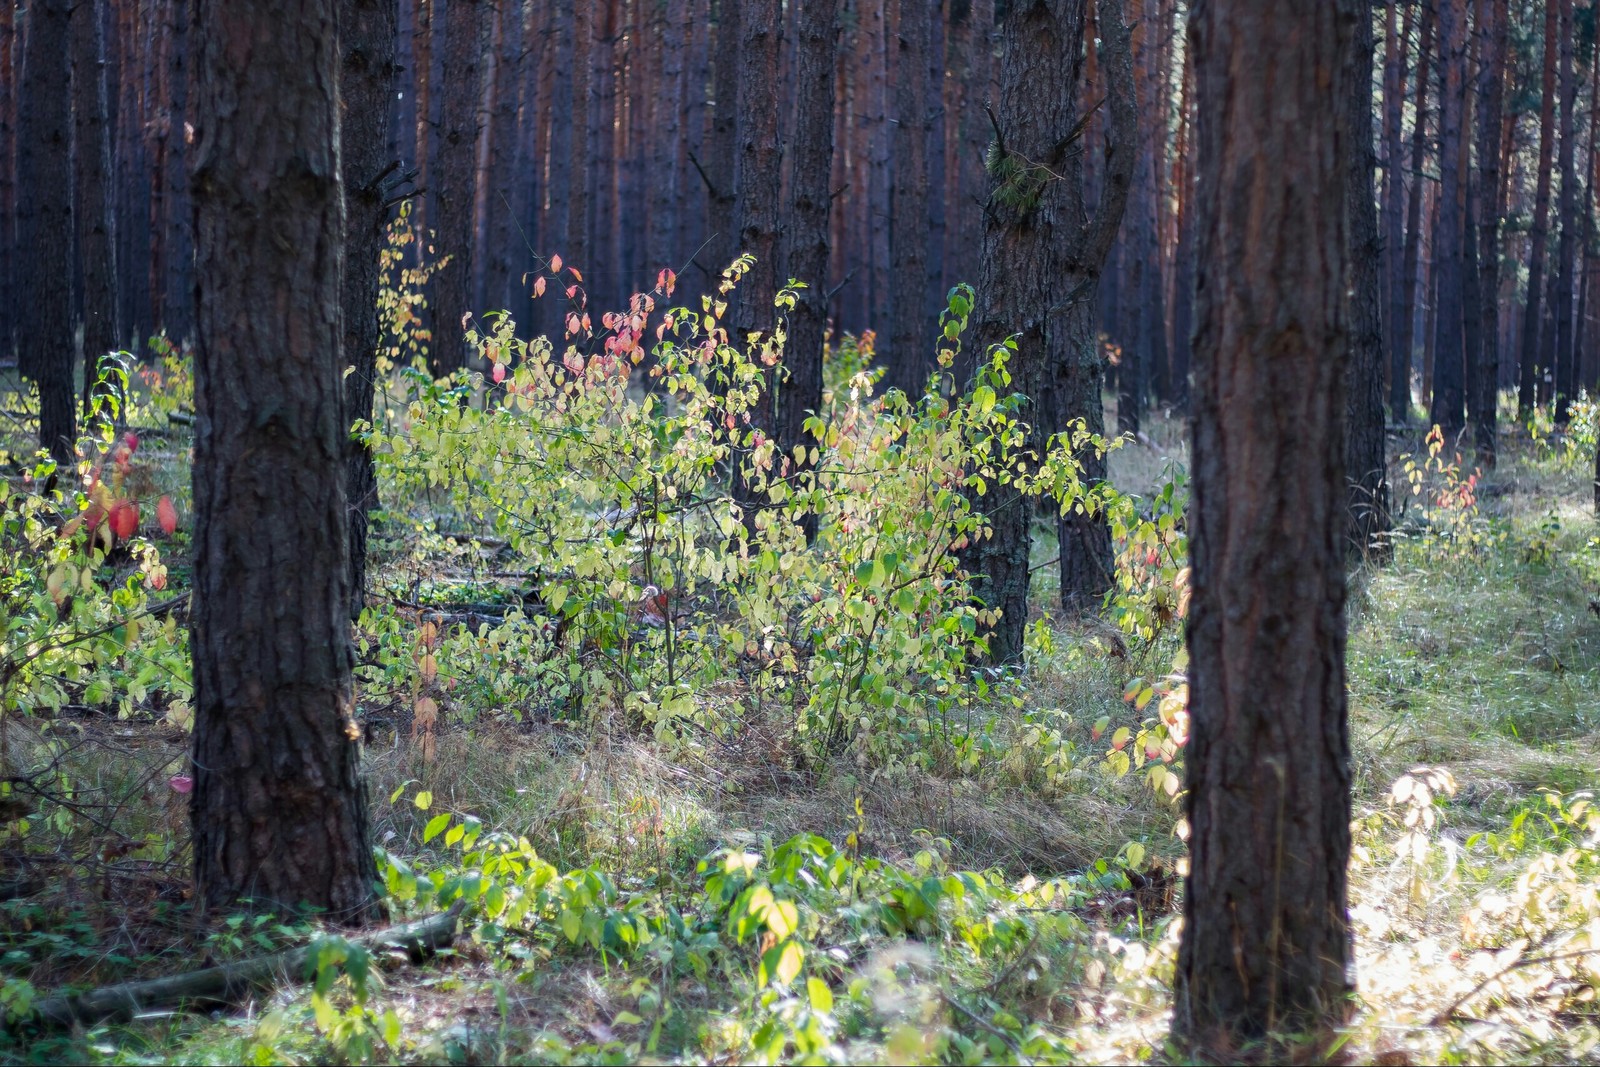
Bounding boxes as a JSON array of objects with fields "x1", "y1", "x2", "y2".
[
  {"x1": 732, "y1": 0, "x2": 783, "y2": 526},
  {"x1": 430, "y1": 0, "x2": 487, "y2": 376},
  {"x1": 0, "y1": 1, "x2": 17, "y2": 363},
  {"x1": 701, "y1": 0, "x2": 739, "y2": 279},
  {"x1": 1175, "y1": 0, "x2": 1355, "y2": 1052},
  {"x1": 967, "y1": 0, "x2": 1134, "y2": 653},
  {"x1": 73, "y1": 0, "x2": 119, "y2": 401},
  {"x1": 1346, "y1": 0, "x2": 1389, "y2": 560},
  {"x1": 1428, "y1": 0, "x2": 1467, "y2": 436},
  {"x1": 190, "y1": 0, "x2": 377, "y2": 921},
  {"x1": 17, "y1": 0, "x2": 76, "y2": 464},
  {"x1": 1397, "y1": 1, "x2": 1434, "y2": 425},
  {"x1": 1553, "y1": 0, "x2": 1578, "y2": 424},
  {"x1": 1520, "y1": 0, "x2": 1558, "y2": 415},
  {"x1": 341, "y1": 0, "x2": 399, "y2": 620},
  {"x1": 1471, "y1": 0, "x2": 1507, "y2": 463},
  {"x1": 781, "y1": 0, "x2": 839, "y2": 536},
  {"x1": 886, "y1": 0, "x2": 931, "y2": 397},
  {"x1": 1381, "y1": 0, "x2": 1412, "y2": 422}
]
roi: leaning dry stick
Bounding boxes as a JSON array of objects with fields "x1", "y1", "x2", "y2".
[{"x1": 18, "y1": 903, "x2": 465, "y2": 1030}]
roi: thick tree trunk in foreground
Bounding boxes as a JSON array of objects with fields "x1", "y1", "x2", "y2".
[
  {"x1": 1175, "y1": 0, "x2": 1355, "y2": 1054},
  {"x1": 965, "y1": 0, "x2": 1134, "y2": 658},
  {"x1": 1345, "y1": 0, "x2": 1389, "y2": 560},
  {"x1": 18, "y1": 0, "x2": 77, "y2": 464},
  {"x1": 341, "y1": 0, "x2": 399, "y2": 620},
  {"x1": 190, "y1": 0, "x2": 377, "y2": 921}
]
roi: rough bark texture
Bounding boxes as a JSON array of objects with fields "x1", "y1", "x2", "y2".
[
  {"x1": 189, "y1": 0, "x2": 377, "y2": 921},
  {"x1": 341, "y1": 0, "x2": 399, "y2": 620},
  {"x1": 965, "y1": 0, "x2": 1134, "y2": 657},
  {"x1": 1471, "y1": 0, "x2": 1506, "y2": 464},
  {"x1": 732, "y1": 0, "x2": 783, "y2": 520},
  {"x1": 781, "y1": 0, "x2": 840, "y2": 536},
  {"x1": 1175, "y1": 0, "x2": 1355, "y2": 1054},
  {"x1": 18, "y1": 0, "x2": 77, "y2": 464},
  {"x1": 1345, "y1": 0, "x2": 1389, "y2": 560},
  {"x1": 73, "y1": 0, "x2": 119, "y2": 397},
  {"x1": 1429, "y1": 0, "x2": 1467, "y2": 436},
  {"x1": 886, "y1": 0, "x2": 931, "y2": 396},
  {"x1": 1520, "y1": 0, "x2": 1558, "y2": 415},
  {"x1": 430, "y1": 0, "x2": 487, "y2": 376},
  {"x1": 700, "y1": 0, "x2": 740, "y2": 278}
]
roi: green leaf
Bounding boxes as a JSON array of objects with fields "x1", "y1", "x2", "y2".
[
  {"x1": 807, "y1": 976, "x2": 834, "y2": 1014},
  {"x1": 422, "y1": 813, "x2": 451, "y2": 843}
]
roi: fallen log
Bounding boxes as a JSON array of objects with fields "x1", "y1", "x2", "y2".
[{"x1": 19, "y1": 902, "x2": 465, "y2": 1031}]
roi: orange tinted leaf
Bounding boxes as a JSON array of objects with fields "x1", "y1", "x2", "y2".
[
  {"x1": 109, "y1": 501, "x2": 138, "y2": 540},
  {"x1": 569, "y1": 267, "x2": 583, "y2": 282},
  {"x1": 533, "y1": 275, "x2": 547, "y2": 298},
  {"x1": 157, "y1": 495, "x2": 178, "y2": 535},
  {"x1": 550, "y1": 253, "x2": 563, "y2": 273}
]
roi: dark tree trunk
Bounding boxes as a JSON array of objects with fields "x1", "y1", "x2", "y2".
[
  {"x1": 649, "y1": 0, "x2": 685, "y2": 277},
  {"x1": 780, "y1": 0, "x2": 839, "y2": 540},
  {"x1": 700, "y1": 0, "x2": 739, "y2": 278},
  {"x1": 190, "y1": 0, "x2": 377, "y2": 920},
  {"x1": 1471, "y1": 0, "x2": 1506, "y2": 464},
  {"x1": 1345, "y1": 0, "x2": 1389, "y2": 560},
  {"x1": 886, "y1": 0, "x2": 931, "y2": 397},
  {"x1": 1175, "y1": 0, "x2": 1355, "y2": 1054},
  {"x1": 430, "y1": 0, "x2": 487, "y2": 376},
  {"x1": 341, "y1": 0, "x2": 398, "y2": 620},
  {"x1": 483, "y1": 0, "x2": 524, "y2": 318},
  {"x1": 1428, "y1": 0, "x2": 1467, "y2": 436},
  {"x1": 73, "y1": 0, "x2": 119, "y2": 401},
  {"x1": 965, "y1": 0, "x2": 1134, "y2": 655},
  {"x1": 17, "y1": 0, "x2": 76, "y2": 464},
  {"x1": 1380, "y1": 0, "x2": 1411, "y2": 413},
  {"x1": 411, "y1": 0, "x2": 431, "y2": 241},
  {"x1": 1396, "y1": 0, "x2": 1434, "y2": 425},
  {"x1": 567, "y1": 0, "x2": 591, "y2": 274},
  {"x1": 1520, "y1": 0, "x2": 1558, "y2": 416},
  {"x1": 732, "y1": 0, "x2": 782, "y2": 521},
  {"x1": 0, "y1": 1, "x2": 14, "y2": 362},
  {"x1": 1552, "y1": 0, "x2": 1577, "y2": 424}
]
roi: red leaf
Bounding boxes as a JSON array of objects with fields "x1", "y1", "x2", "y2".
[
  {"x1": 168, "y1": 774, "x2": 193, "y2": 794},
  {"x1": 123, "y1": 432, "x2": 140, "y2": 453},
  {"x1": 532, "y1": 275, "x2": 547, "y2": 299},
  {"x1": 157, "y1": 495, "x2": 178, "y2": 535},
  {"x1": 109, "y1": 500, "x2": 138, "y2": 540},
  {"x1": 569, "y1": 267, "x2": 583, "y2": 282},
  {"x1": 492, "y1": 362, "x2": 506, "y2": 384}
]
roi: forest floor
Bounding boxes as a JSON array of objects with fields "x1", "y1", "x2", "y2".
[{"x1": 3, "y1": 397, "x2": 1599, "y2": 1065}]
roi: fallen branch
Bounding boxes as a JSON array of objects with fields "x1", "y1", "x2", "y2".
[{"x1": 20, "y1": 902, "x2": 465, "y2": 1031}]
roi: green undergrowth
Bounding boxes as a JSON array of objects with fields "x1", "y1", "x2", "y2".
[{"x1": 3, "y1": 299, "x2": 1599, "y2": 1064}]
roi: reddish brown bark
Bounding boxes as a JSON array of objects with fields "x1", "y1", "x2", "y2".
[
  {"x1": 1176, "y1": 0, "x2": 1356, "y2": 1052},
  {"x1": 190, "y1": 0, "x2": 376, "y2": 920}
]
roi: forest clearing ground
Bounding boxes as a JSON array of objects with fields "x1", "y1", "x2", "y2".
[{"x1": 6, "y1": 409, "x2": 1600, "y2": 1065}]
